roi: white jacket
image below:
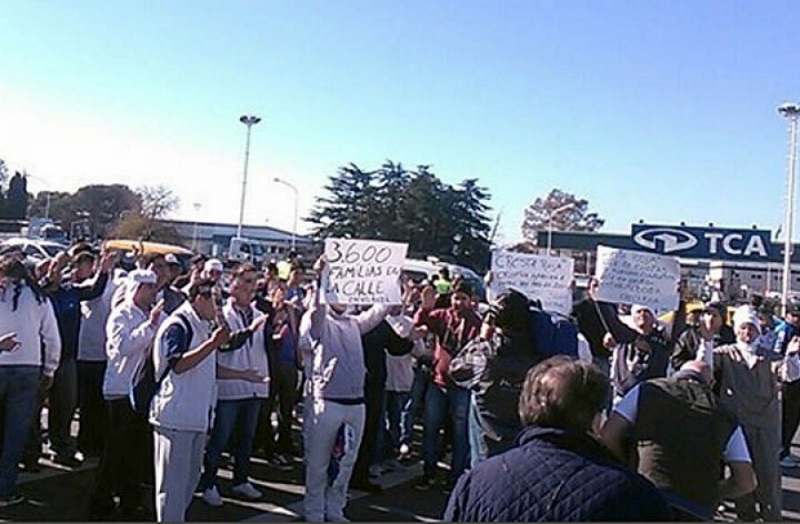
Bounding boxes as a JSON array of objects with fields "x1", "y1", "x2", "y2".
[
  {"x1": 149, "y1": 302, "x2": 216, "y2": 433},
  {"x1": 79, "y1": 270, "x2": 126, "y2": 362},
  {"x1": 216, "y1": 298, "x2": 270, "y2": 401},
  {"x1": 0, "y1": 284, "x2": 61, "y2": 376},
  {"x1": 102, "y1": 299, "x2": 164, "y2": 399}
]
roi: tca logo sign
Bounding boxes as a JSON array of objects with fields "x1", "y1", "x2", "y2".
[{"x1": 632, "y1": 226, "x2": 770, "y2": 259}]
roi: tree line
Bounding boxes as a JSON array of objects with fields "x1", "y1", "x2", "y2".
[{"x1": 1, "y1": 156, "x2": 606, "y2": 272}]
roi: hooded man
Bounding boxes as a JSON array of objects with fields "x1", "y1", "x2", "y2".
[{"x1": 713, "y1": 307, "x2": 796, "y2": 521}]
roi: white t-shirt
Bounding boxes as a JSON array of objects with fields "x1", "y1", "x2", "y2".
[{"x1": 614, "y1": 384, "x2": 751, "y2": 463}]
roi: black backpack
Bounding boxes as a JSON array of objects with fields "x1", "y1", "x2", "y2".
[{"x1": 474, "y1": 332, "x2": 540, "y2": 432}]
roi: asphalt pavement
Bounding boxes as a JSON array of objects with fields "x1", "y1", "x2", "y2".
[{"x1": 4, "y1": 415, "x2": 800, "y2": 522}]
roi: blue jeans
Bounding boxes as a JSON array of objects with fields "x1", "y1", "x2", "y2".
[
  {"x1": 385, "y1": 391, "x2": 412, "y2": 450},
  {"x1": 468, "y1": 394, "x2": 488, "y2": 468},
  {"x1": 423, "y1": 384, "x2": 470, "y2": 483},
  {"x1": 199, "y1": 398, "x2": 261, "y2": 489},
  {"x1": 0, "y1": 366, "x2": 40, "y2": 496}
]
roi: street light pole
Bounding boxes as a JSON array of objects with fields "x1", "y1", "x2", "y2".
[
  {"x1": 779, "y1": 102, "x2": 800, "y2": 315},
  {"x1": 274, "y1": 177, "x2": 298, "y2": 252},
  {"x1": 546, "y1": 203, "x2": 576, "y2": 257},
  {"x1": 192, "y1": 202, "x2": 202, "y2": 251},
  {"x1": 236, "y1": 115, "x2": 261, "y2": 241}
]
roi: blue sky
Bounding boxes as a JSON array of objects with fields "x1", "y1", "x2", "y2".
[{"x1": 1, "y1": 0, "x2": 799, "y2": 245}]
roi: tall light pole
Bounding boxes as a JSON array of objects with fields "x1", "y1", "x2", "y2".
[
  {"x1": 779, "y1": 102, "x2": 800, "y2": 315},
  {"x1": 192, "y1": 202, "x2": 202, "y2": 251},
  {"x1": 274, "y1": 177, "x2": 298, "y2": 252},
  {"x1": 546, "y1": 202, "x2": 576, "y2": 257},
  {"x1": 236, "y1": 115, "x2": 261, "y2": 241}
]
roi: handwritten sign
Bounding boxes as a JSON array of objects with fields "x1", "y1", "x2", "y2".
[
  {"x1": 322, "y1": 238, "x2": 408, "y2": 305},
  {"x1": 594, "y1": 245, "x2": 680, "y2": 312},
  {"x1": 489, "y1": 250, "x2": 574, "y2": 314}
]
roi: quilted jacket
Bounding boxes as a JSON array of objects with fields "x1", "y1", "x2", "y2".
[{"x1": 444, "y1": 426, "x2": 671, "y2": 522}]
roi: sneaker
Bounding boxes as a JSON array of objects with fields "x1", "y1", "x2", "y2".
[
  {"x1": 414, "y1": 475, "x2": 436, "y2": 492},
  {"x1": 780, "y1": 455, "x2": 799, "y2": 468},
  {"x1": 53, "y1": 453, "x2": 84, "y2": 469},
  {"x1": 231, "y1": 482, "x2": 262, "y2": 500},
  {"x1": 202, "y1": 486, "x2": 223, "y2": 507},
  {"x1": 399, "y1": 443, "x2": 411, "y2": 457},
  {"x1": 0, "y1": 493, "x2": 25, "y2": 507}
]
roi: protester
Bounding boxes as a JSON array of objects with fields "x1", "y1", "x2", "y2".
[
  {"x1": 713, "y1": 308, "x2": 786, "y2": 521},
  {"x1": 0, "y1": 256, "x2": 61, "y2": 507},
  {"x1": 602, "y1": 360, "x2": 757, "y2": 520},
  {"x1": 571, "y1": 277, "x2": 637, "y2": 375},
  {"x1": 444, "y1": 356, "x2": 671, "y2": 522},
  {"x1": 41, "y1": 249, "x2": 114, "y2": 468},
  {"x1": 297, "y1": 256, "x2": 393, "y2": 522},
  {"x1": 150, "y1": 280, "x2": 232, "y2": 522},
  {"x1": 414, "y1": 281, "x2": 482, "y2": 492},
  {"x1": 607, "y1": 304, "x2": 670, "y2": 403},
  {"x1": 350, "y1": 315, "x2": 415, "y2": 494},
  {"x1": 774, "y1": 301, "x2": 800, "y2": 467},
  {"x1": 199, "y1": 264, "x2": 270, "y2": 507},
  {"x1": 88, "y1": 269, "x2": 165, "y2": 520},
  {"x1": 258, "y1": 280, "x2": 301, "y2": 470},
  {"x1": 76, "y1": 253, "x2": 127, "y2": 460},
  {"x1": 671, "y1": 301, "x2": 735, "y2": 371}
]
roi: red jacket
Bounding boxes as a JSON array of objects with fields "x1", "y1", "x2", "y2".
[{"x1": 414, "y1": 306, "x2": 482, "y2": 387}]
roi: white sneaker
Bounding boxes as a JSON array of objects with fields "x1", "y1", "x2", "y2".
[
  {"x1": 232, "y1": 482, "x2": 262, "y2": 500},
  {"x1": 202, "y1": 486, "x2": 223, "y2": 507}
]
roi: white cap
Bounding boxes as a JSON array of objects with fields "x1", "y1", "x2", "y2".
[{"x1": 204, "y1": 258, "x2": 224, "y2": 273}]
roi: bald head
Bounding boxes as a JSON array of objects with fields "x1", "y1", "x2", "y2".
[{"x1": 679, "y1": 360, "x2": 713, "y2": 384}]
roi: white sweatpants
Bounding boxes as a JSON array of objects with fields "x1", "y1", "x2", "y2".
[
  {"x1": 303, "y1": 399, "x2": 366, "y2": 522},
  {"x1": 153, "y1": 426, "x2": 206, "y2": 523}
]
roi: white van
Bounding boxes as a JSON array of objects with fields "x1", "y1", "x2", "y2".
[
  {"x1": 402, "y1": 257, "x2": 487, "y2": 302},
  {"x1": 228, "y1": 237, "x2": 267, "y2": 265}
]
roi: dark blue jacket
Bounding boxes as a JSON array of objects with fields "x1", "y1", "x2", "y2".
[
  {"x1": 48, "y1": 273, "x2": 108, "y2": 362},
  {"x1": 444, "y1": 426, "x2": 671, "y2": 522}
]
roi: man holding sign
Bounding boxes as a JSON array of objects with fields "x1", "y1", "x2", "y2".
[
  {"x1": 299, "y1": 243, "x2": 405, "y2": 523},
  {"x1": 592, "y1": 246, "x2": 680, "y2": 403}
]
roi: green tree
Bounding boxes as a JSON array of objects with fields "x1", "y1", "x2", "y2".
[
  {"x1": 309, "y1": 161, "x2": 493, "y2": 271},
  {"x1": 520, "y1": 188, "x2": 605, "y2": 244},
  {"x1": 28, "y1": 184, "x2": 141, "y2": 239}
]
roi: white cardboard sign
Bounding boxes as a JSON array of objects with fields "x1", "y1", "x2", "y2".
[
  {"x1": 594, "y1": 245, "x2": 680, "y2": 312},
  {"x1": 489, "y1": 249, "x2": 574, "y2": 314},
  {"x1": 322, "y1": 238, "x2": 407, "y2": 305}
]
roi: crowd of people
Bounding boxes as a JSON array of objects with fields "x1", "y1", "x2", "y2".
[{"x1": 0, "y1": 240, "x2": 798, "y2": 522}]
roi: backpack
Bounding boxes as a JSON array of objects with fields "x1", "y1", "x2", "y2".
[
  {"x1": 476, "y1": 332, "x2": 541, "y2": 433},
  {"x1": 529, "y1": 308, "x2": 579, "y2": 360},
  {"x1": 129, "y1": 313, "x2": 193, "y2": 416}
]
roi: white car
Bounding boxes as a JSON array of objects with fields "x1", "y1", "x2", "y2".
[
  {"x1": 1, "y1": 237, "x2": 69, "y2": 261},
  {"x1": 403, "y1": 258, "x2": 487, "y2": 302}
]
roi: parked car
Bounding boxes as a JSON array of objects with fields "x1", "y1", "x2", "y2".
[
  {"x1": 1, "y1": 237, "x2": 69, "y2": 262},
  {"x1": 402, "y1": 257, "x2": 487, "y2": 302}
]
